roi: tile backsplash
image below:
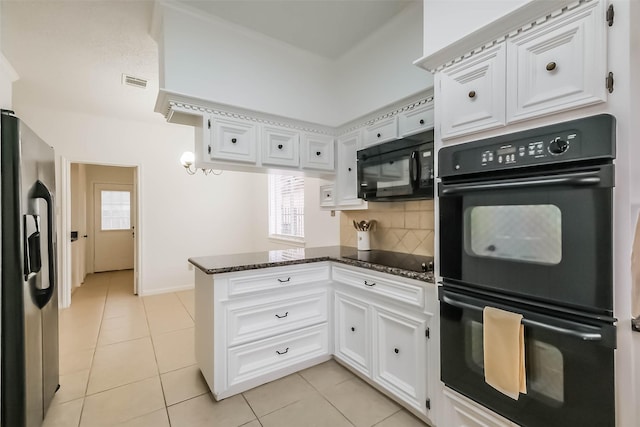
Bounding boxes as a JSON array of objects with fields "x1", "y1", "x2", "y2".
[{"x1": 340, "y1": 200, "x2": 435, "y2": 256}]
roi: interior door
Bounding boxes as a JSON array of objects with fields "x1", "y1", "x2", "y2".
[{"x1": 93, "y1": 183, "x2": 134, "y2": 272}]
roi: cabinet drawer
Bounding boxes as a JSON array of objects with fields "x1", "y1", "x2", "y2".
[
  {"x1": 261, "y1": 126, "x2": 300, "y2": 167},
  {"x1": 210, "y1": 117, "x2": 258, "y2": 163},
  {"x1": 439, "y1": 43, "x2": 506, "y2": 140},
  {"x1": 301, "y1": 133, "x2": 334, "y2": 171},
  {"x1": 399, "y1": 104, "x2": 434, "y2": 137},
  {"x1": 227, "y1": 323, "x2": 329, "y2": 387},
  {"x1": 506, "y1": 0, "x2": 606, "y2": 123},
  {"x1": 332, "y1": 265, "x2": 425, "y2": 309},
  {"x1": 227, "y1": 289, "x2": 328, "y2": 347},
  {"x1": 227, "y1": 264, "x2": 330, "y2": 296},
  {"x1": 364, "y1": 117, "x2": 398, "y2": 148}
]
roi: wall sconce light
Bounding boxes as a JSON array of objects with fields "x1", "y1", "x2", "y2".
[{"x1": 180, "y1": 151, "x2": 222, "y2": 176}]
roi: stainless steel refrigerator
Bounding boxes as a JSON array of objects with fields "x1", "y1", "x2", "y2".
[{"x1": 1, "y1": 110, "x2": 59, "y2": 427}]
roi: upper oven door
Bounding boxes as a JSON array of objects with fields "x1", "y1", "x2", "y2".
[
  {"x1": 439, "y1": 164, "x2": 614, "y2": 314},
  {"x1": 440, "y1": 287, "x2": 615, "y2": 427},
  {"x1": 357, "y1": 142, "x2": 434, "y2": 201}
]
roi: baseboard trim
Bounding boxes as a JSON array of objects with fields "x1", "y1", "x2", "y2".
[{"x1": 140, "y1": 283, "x2": 194, "y2": 296}]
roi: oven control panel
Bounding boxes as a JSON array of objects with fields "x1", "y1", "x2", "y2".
[{"x1": 477, "y1": 132, "x2": 577, "y2": 168}]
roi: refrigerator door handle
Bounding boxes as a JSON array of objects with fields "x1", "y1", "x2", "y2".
[{"x1": 30, "y1": 180, "x2": 56, "y2": 309}]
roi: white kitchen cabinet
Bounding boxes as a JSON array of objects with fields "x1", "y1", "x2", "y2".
[
  {"x1": 438, "y1": 43, "x2": 506, "y2": 140},
  {"x1": 261, "y1": 125, "x2": 300, "y2": 167},
  {"x1": 363, "y1": 116, "x2": 398, "y2": 148},
  {"x1": 335, "y1": 130, "x2": 366, "y2": 209},
  {"x1": 319, "y1": 184, "x2": 335, "y2": 208},
  {"x1": 334, "y1": 291, "x2": 371, "y2": 377},
  {"x1": 436, "y1": 0, "x2": 607, "y2": 141},
  {"x1": 332, "y1": 265, "x2": 436, "y2": 419},
  {"x1": 442, "y1": 387, "x2": 520, "y2": 427},
  {"x1": 506, "y1": 0, "x2": 606, "y2": 123},
  {"x1": 373, "y1": 306, "x2": 429, "y2": 414},
  {"x1": 301, "y1": 133, "x2": 334, "y2": 171},
  {"x1": 398, "y1": 103, "x2": 434, "y2": 137},
  {"x1": 195, "y1": 263, "x2": 332, "y2": 400},
  {"x1": 209, "y1": 116, "x2": 258, "y2": 163}
]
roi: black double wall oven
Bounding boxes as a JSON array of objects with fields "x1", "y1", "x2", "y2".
[{"x1": 438, "y1": 115, "x2": 617, "y2": 427}]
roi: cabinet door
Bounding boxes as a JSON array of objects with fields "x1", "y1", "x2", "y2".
[
  {"x1": 301, "y1": 133, "x2": 334, "y2": 171},
  {"x1": 398, "y1": 103, "x2": 434, "y2": 137},
  {"x1": 319, "y1": 184, "x2": 335, "y2": 207},
  {"x1": 210, "y1": 117, "x2": 257, "y2": 163},
  {"x1": 442, "y1": 387, "x2": 518, "y2": 427},
  {"x1": 438, "y1": 43, "x2": 506, "y2": 140},
  {"x1": 506, "y1": 1, "x2": 606, "y2": 123},
  {"x1": 373, "y1": 305, "x2": 428, "y2": 415},
  {"x1": 363, "y1": 117, "x2": 398, "y2": 148},
  {"x1": 336, "y1": 131, "x2": 364, "y2": 207},
  {"x1": 334, "y1": 292, "x2": 370, "y2": 376},
  {"x1": 262, "y1": 126, "x2": 300, "y2": 167}
]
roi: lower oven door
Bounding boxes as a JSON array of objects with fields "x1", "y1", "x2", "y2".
[{"x1": 439, "y1": 287, "x2": 616, "y2": 427}]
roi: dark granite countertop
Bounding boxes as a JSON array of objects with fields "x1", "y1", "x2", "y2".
[{"x1": 188, "y1": 246, "x2": 435, "y2": 283}]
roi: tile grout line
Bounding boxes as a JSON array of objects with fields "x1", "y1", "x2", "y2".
[
  {"x1": 240, "y1": 392, "x2": 264, "y2": 426},
  {"x1": 294, "y1": 371, "x2": 356, "y2": 426}
]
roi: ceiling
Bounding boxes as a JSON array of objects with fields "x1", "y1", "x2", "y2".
[
  {"x1": 178, "y1": 0, "x2": 415, "y2": 59},
  {"x1": 1, "y1": 0, "x2": 415, "y2": 122}
]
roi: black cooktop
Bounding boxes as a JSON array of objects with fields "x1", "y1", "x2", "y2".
[{"x1": 340, "y1": 248, "x2": 434, "y2": 274}]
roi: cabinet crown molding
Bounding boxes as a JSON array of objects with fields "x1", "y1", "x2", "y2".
[{"x1": 414, "y1": 0, "x2": 594, "y2": 73}]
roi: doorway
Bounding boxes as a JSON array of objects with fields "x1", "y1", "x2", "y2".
[{"x1": 63, "y1": 161, "x2": 140, "y2": 307}]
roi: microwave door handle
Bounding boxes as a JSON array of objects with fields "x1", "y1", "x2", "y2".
[
  {"x1": 441, "y1": 294, "x2": 604, "y2": 342},
  {"x1": 440, "y1": 170, "x2": 604, "y2": 195},
  {"x1": 410, "y1": 151, "x2": 419, "y2": 189}
]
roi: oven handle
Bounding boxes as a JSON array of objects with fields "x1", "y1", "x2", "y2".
[
  {"x1": 441, "y1": 294, "x2": 603, "y2": 342},
  {"x1": 440, "y1": 170, "x2": 605, "y2": 195}
]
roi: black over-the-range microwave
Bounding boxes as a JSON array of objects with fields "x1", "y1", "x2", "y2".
[{"x1": 357, "y1": 129, "x2": 434, "y2": 201}]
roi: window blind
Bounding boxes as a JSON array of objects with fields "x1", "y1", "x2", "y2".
[{"x1": 268, "y1": 175, "x2": 305, "y2": 241}]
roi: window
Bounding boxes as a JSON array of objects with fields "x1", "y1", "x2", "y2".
[
  {"x1": 268, "y1": 175, "x2": 304, "y2": 242},
  {"x1": 101, "y1": 190, "x2": 131, "y2": 231}
]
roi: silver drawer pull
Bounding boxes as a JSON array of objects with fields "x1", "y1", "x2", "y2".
[
  {"x1": 276, "y1": 347, "x2": 289, "y2": 355},
  {"x1": 275, "y1": 312, "x2": 288, "y2": 319},
  {"x1": 364, "y1": 280, "x2": 376, "y2": 287},
  {"x1": 277, "y1": 277, "x2": 291, "y2": 283}
]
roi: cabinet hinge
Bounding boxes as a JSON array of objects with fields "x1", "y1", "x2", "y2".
[
  {"x1": 208, "y1": 145, "x2": 212, "y2": 154},
  {"x1": 425, "y1": 328, "x2": 430, "y2": 339},
  {"x1": 426, "y1": 398, "x2": 431, "y2": 410},
  {"x1": 606, "y1": 4, "x2": 614, "y2": 27},
  {"x1": 208, "y1": 119, "x2": 211, "y2": 129},
  {"x1": 606, "y1": 72, "x2": 614, "y2": 93}
]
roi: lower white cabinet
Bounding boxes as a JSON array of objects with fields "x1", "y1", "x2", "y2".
[
  {"x1": 195, "y1": 263, "x2": 332, "y2": 400},
  {"x1": 335, "y1": 292, "x2": 371, "y2": 376},
  {"x1": 442, "y1": 388, "x2": 520, "y2": 427},
  {"x1": 333, "y1": 266, "x2": 436, "y2": 420}
]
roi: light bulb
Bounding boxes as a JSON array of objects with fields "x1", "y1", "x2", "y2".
[{"x1": 180, "y1": 151, "x2": 195, "y2": 167}]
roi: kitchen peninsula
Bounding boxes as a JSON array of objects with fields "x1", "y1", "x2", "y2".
[{"x1": 189, "y1": 246, "x2": 438, "y2": 424}]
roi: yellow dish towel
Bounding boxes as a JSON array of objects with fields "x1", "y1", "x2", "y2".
[{"x1": 483, "y1": 306, "x2": 527, "y2": 400}]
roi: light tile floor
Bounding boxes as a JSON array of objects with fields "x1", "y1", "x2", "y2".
[{"x1": 45, "y1": 270, "x2": 429, "y2": 427}]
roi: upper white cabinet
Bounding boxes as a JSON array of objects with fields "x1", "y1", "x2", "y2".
[
  {"x1": 210, "y1": 117, "x2": 258, "y2": 163},
  {"x1": 436, "y1": 0, "x2": 607, "y2": 141},
  {"x1": 506, "y1": 0, "x2": 606, "y2": 123},
  {"x1": 398, "y1": 103, "x2": 434, "y2": 137},
  {"x1": 364, "y1": 117, "x2": 398, "y2": 148},
  {"x1": 301, "y1": 133, "x2": 334, "y2": 171},
  {"x1": 335, "y1": 130, "x2": 366, "y2": 208},
  {"x1": 438, "y1": 43, "x2": 506, "y2": 140},
  {"x1": 262, "y1": 125, "x2": 300, "y2": 167}
]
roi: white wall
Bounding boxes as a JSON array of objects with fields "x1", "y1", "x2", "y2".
[
  {"x1": 158, "y1": 1, "x2": 431, "y2": 127},
  {"x1": 422, "y1": 0, "x2": 531, "y2": 57},
  {"x1": 0, "y1": 0, "x2": 18, "y2": 110},
  {"x1": 70, "y1": 163, "x2": 88, "y2": 289},
  {"x1": 333, "y1": 1, "x2": 433, "y2": 122},
  {"x1": 10, "y1": 98, "x2": 339, "y2": 295},
  {"x1": 160, "y1": 4, "x2": 335, "y2": 125}
]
